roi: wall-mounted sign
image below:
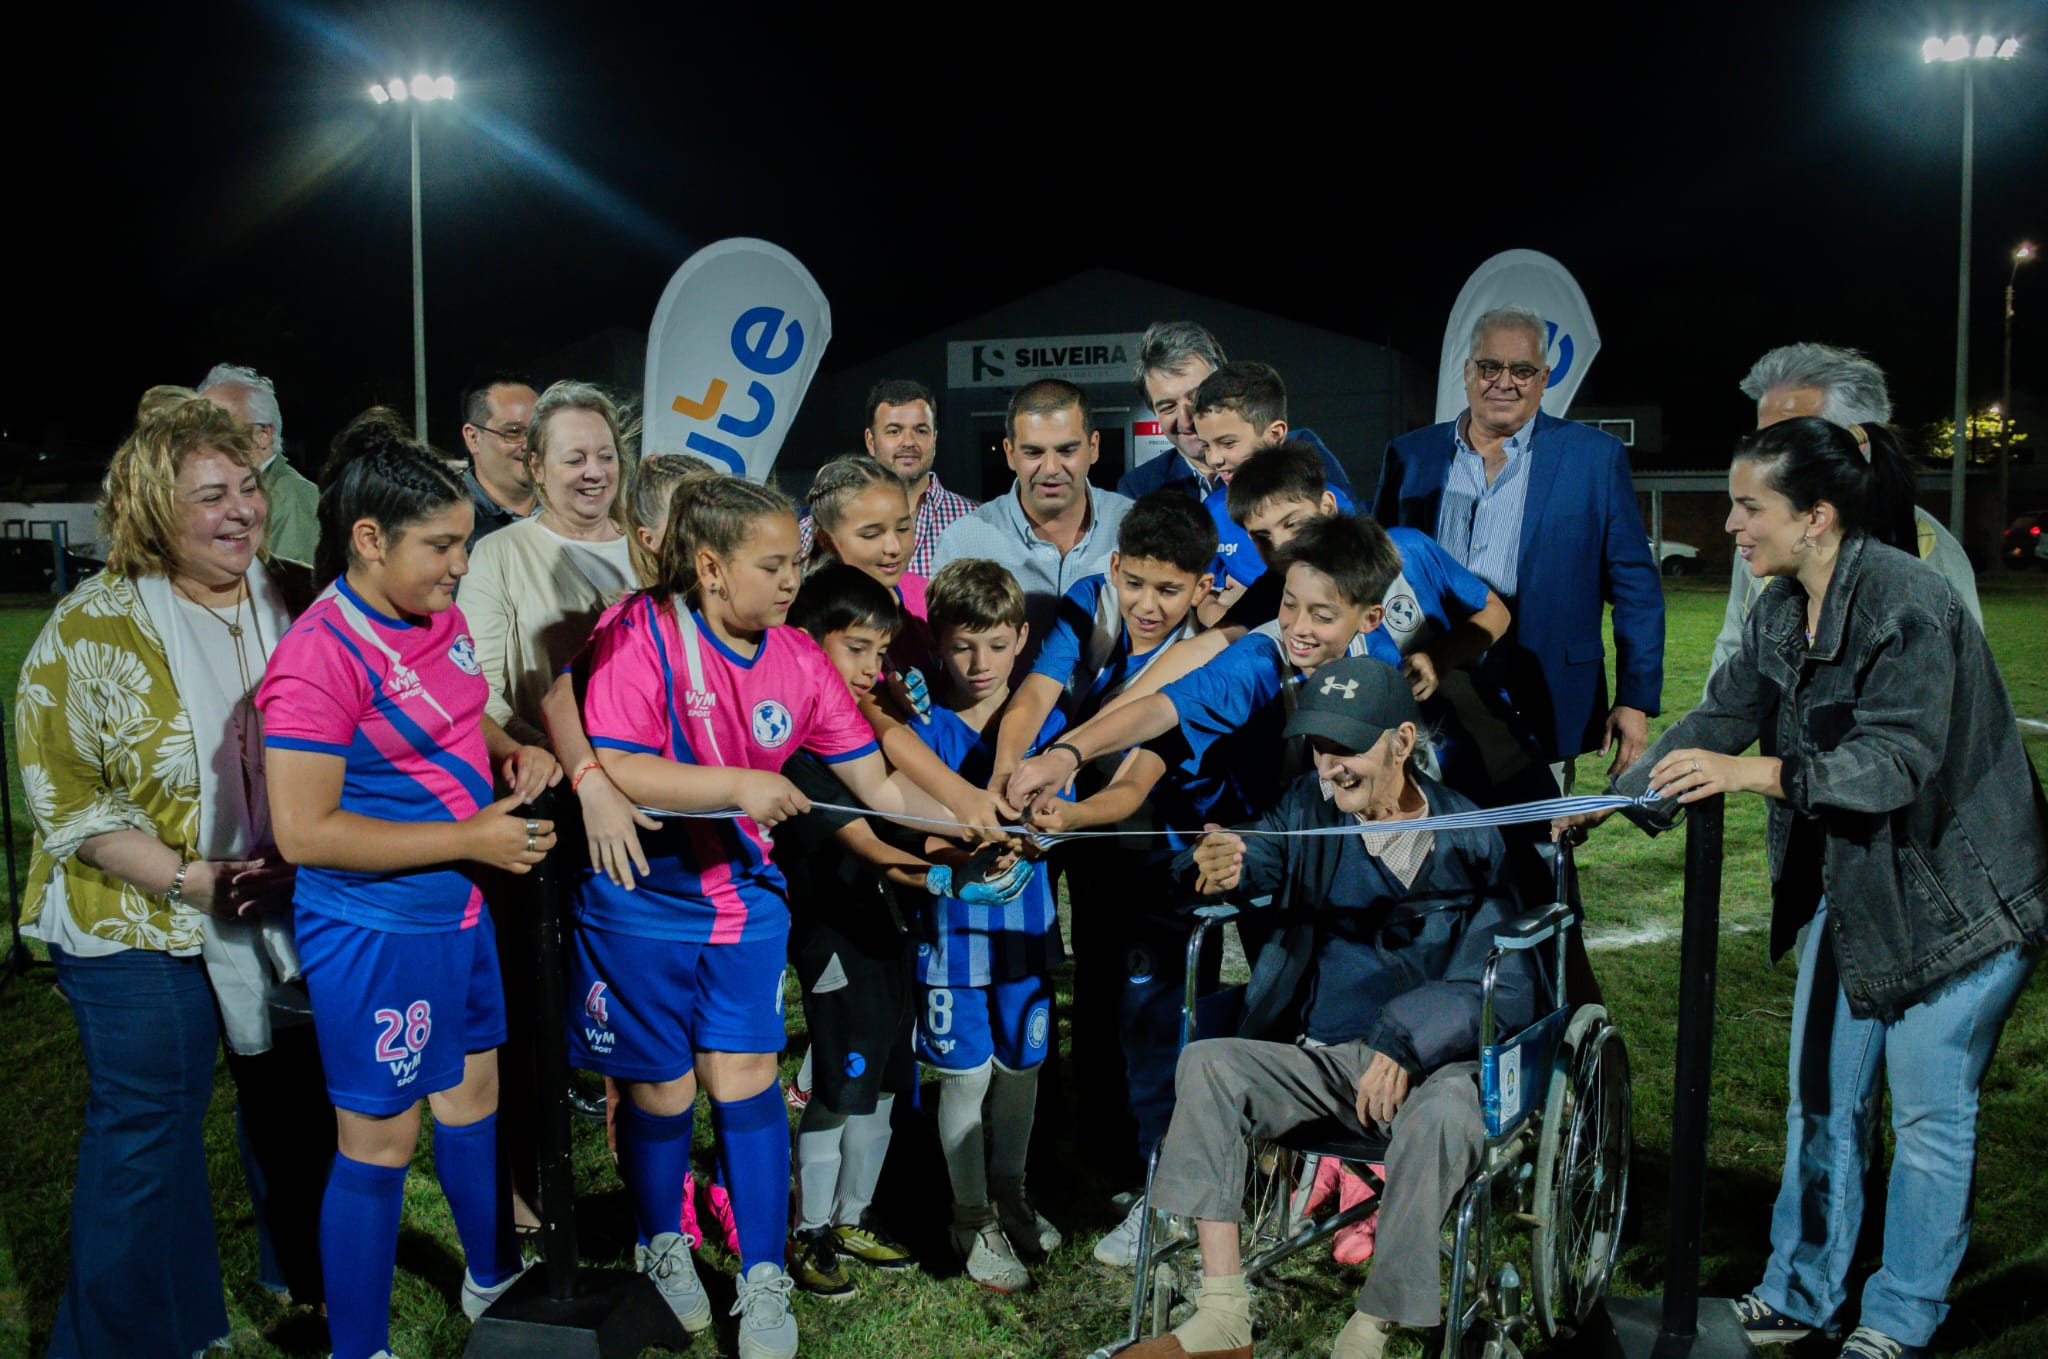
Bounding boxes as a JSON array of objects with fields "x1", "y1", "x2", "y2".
[
  {"x1": 1130, "y1": 415, "x2": 1175, "y2": 467},
  {"x1": 946, "y1": 333, "x2": 1143, "y2": 389}
]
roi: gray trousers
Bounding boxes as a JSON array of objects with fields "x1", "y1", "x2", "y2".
[{"x1": 1149, "y1": 1038, "x2": 1483, "y2": 1328}]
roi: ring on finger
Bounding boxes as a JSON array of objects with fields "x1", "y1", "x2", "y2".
[
  {"x1": 525, "y1": 818, "x2": 540, "y2": 835},
  {"x1": 525, "y1": 833, "x2": 537, "y2": 853},
  {"x1": 1692, "y1": 758, "x2": 1701, "y2": 774}
]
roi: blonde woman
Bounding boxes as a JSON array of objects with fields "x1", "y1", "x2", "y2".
[{"x1": 17, "y1": 391, "x2": 329, "y2": 1357}]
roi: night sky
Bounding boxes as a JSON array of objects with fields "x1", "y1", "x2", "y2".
[{"x1": 16, "y1": 0, "x2": 2047, "y2": 469}]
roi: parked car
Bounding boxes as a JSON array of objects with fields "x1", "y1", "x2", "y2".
[
  {"x1": 2002, "y1": 512, "x2": 2047, "y2": 570},
  {"x1": 1652, "y1": 537, "x2": 1701, "y2": 576}
]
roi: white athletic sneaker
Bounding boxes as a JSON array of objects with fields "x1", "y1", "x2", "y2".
[
  {"x1": 731, "y1": 1261, "x2": 799, "y2": 1359},
  {"x1": 642, "y1": 1231, "x2": 714, "y2": 1334},
  {"x1": 953, "y1": 1220, "x2": 1031, "y2": 1292},
  {"x1": 1092, "y1": 1195, "x2": 1189, "y2": 1267},
  {"x1": 992, "y1": 1177, "x2": 1061, "y2": 1256},
  {"x1": 460, "y1": 1256, "x2": 533, "y2": 1321}
]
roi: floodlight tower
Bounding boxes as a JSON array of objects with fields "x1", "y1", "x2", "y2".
[
  {"x1": 1998, "y1": 242, "x2": 2035, "y2": 567},
  {"x1": 1922, "y1": 34, "x2": 2020, "y2": 543},
  {"x1": 369, "y1": 75, "x2": 458, "y2": 440}
]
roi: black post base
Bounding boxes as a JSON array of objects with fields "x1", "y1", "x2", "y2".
[
  {"x1": 1582, "y1": 1295, "x2": 1759, "y2": 1359},
  {"x1": 462, "y1": 1266, "x2": 683, "y2": 1359}
]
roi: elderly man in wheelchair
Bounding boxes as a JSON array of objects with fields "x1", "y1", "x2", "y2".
[{"x1": 1111, "y1": 656, "x2": 1624, "y2": 1359}]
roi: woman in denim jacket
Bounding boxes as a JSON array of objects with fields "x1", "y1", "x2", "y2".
[{"x1": 1571, "y1": 416, "x2": 2046, "y2": 1359}]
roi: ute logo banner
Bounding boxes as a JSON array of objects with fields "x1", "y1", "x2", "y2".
[
  {"x1": 643, "y1": 238, "x2": 832, "y2": 481},
  {"x1": 1434, "y1": 249, "x2": 1601, "y2": 424}
]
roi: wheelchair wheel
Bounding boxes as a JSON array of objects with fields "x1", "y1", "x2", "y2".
[{"x1": 1531, "y1": 1005, "x2": 1630, "y2": 1338}]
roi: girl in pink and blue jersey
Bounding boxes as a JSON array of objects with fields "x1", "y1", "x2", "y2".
[
  {"x1": 571, "y1": 476, "x2": 979, "y2": 1358},
  {"x1": 257, "y1": 417, "x2": 560, "y2": 1359}
]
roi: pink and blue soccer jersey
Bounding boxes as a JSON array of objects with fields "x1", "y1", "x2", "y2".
[
  {"x1": 909, "y1": 704, "x2": 1064, "y2": 987},
  {"x1": 577, "y1": 594, "x2": 878, "y2": 944},
  {"x1": 256, "y1": 578, "x2": 494, "y2": 932}
]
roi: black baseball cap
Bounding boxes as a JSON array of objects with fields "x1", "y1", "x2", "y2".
[{"x1": 1283, "y1": 655, "x2": 1420, "y2": 753}]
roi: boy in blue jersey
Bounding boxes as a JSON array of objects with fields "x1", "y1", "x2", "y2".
[
  {"x1": 907, "y1": 559, "x2": 1070, "y2": 1293},
  {"x1": 777, "y1": 565, "x2": 1039, "y2": 1300},
  {"x1": 983, "y1": 490, "x2": 1228, "y2": 1228},
  {"x1": 1005, "y1": 515, "x2": 1405, "y2": 822},
  {"x1": 1188, "y1": 363, "x2": 1354, "y2": 608}
]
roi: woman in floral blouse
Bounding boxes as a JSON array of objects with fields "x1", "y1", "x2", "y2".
[{"x1": 15, "y1": 390, "x2": 327, "y2": 1357}]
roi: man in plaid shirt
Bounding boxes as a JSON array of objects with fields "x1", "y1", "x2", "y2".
[{"x1": 800, "y1": 379, "x2": 976, "y2": 576}]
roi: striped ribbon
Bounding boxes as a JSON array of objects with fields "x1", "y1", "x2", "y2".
[{"x1": 636, "y1": 791, "x2": 1649, "y2": 844}]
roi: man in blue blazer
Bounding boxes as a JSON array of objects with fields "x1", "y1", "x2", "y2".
[{"x1": 1373, "y1": 306, "x2": 1663, "y2": 784}]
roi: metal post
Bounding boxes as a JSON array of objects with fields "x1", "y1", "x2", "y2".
[
  {"x1": 1591, "y1": 795, "x2": 1753, "y2": 1359},
  {"x1": 463, "y1": 789, "x2": 680, "y2": 1359},
  {"x1": 1998, "y1": 275, "x2": 2015, "y2": 569},
  {"x1": 1949, "y1": 63, "x2": 1973, "y2": 540},
  {"x1": 407, "y1": 107, "x2": 428, "y2": 446}
]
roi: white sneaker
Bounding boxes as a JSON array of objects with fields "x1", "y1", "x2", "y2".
[
  {"x1": 1093, "y1": 1195, "x2": 1148, "y2": 1267},
  {"x1": 642, "y1": 1231, "x2": 713, "y2": 1334},
  {"x1": 953, "y1": 1220, "x2": 1030, "y2": 1292},
  {"x1": 460, "y1": 1256, "x2": 532, "y2": 1321},
  {"x1": 731, "y1": 1261, "x2": 799, "y2": 1359},
  {"x1": 992, "y1": 1180, "x2": 1062, "y2": 1256},
  {"x1": 1092, "y1": 1195, "x2": 1189, "y2": 1267}
]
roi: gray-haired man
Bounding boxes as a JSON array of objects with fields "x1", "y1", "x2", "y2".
[
  {"x1": 1119, "y1": 321, "x2": 1230, "y2": 500},
  {"x1": 198, "y1": 363, "x2": 319, "y2": 565},
  {"x1": 1707, "y1": 344, "x2": 1981, "y2": 688}
]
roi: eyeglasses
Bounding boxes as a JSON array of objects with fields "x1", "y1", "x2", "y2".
[
  {"x1": 1471, "y1": 359, "x2": 1545, "y2": 387},
  {"x1": 474, "y1": 423, "x2": 530, "y2": 443}
]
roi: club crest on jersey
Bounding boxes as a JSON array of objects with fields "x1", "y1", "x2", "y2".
[
  {"x1": 1026, "y1": 1006, "x2": 1050, "y2": 1051},
  {"x1": 1384, "y1": 591, "x2": 1421, "y2": 634},
  {"x1": 448, "y1": 634, "x2": 481, "y2": 675},
  {"x1": 751, "y1": 699, "x2": 794, "y2": 748},
  {"x1": 685, "y1": 689, "x2": 717, "y2": 719}
]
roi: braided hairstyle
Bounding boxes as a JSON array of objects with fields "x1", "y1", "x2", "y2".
[
  {"x1": 316, "y1": 407, "x2": 469, "y2": 587},
  {"x1": 655, "y1": 475, "x2": 796, "y2": 610},
  {"x1": 804, "y1": 454, "x2": 910, "y2": 569},
  {"x1": 625, "y1": 453, "x2": 721, "y2": 587}
]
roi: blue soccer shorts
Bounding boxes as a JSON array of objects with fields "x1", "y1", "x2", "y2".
[
  {"x1": 567, "y1": 924, "x2": 788, "y2": 1082},
  {"x1": 915, "y1": 973, "x2": 1053, "y2": 1072},
  {"x1": 296, "y1": 907, "x2": 509, "y2": 1117}
]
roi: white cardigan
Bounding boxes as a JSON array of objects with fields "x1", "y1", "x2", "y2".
[{"x1": 461, "y1": 516, "x2": 633, "y2": 746}]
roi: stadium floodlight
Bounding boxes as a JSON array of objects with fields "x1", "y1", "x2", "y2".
[
  {"x1": 369, "y1": 75, "x2": 457, "y2": 436},
  {"x1": 1922, "y1": 35, "x2": 2026, "y2": 540}
]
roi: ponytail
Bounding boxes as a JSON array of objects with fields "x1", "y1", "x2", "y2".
[
  {"x1": 654, "y1": 476, "x2": 795, "y2": 609},
  {"x1": 625, "y1": 453, "x2": 722, "y2": 588},
  {"x1": 1731, "y1": 415, "x2": 1917, "y2": 553},
  {"x1": 316, "y1": 407, "x2": 467, "y2": 587}
]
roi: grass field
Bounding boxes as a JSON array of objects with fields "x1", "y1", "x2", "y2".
[{"x1": 2, "y1": 578, "x2": 2046, "y2": 1359}]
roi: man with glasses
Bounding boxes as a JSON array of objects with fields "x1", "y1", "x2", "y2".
[
  {"x1": 198, "y1": 363, "x2": 319, "y2": 565},
  {"x1": 459, "y1": 375, "x2": 541, "y2": 551},
  {"x1": 1372, "y1": 306, "x2": 1663, "y2": 790}
]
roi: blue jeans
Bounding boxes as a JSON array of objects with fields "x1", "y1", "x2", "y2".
[
  {"x1": 1759, "y1": 901, "x2": 2035, "y2": 1345},
  {"x1": 46, "y1": 947, "x2": 228, "y2": 1359}
]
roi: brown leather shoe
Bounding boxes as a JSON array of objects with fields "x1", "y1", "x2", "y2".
[{"x1": 1115, "y1": 1336, "x2": 1254, "y2": 1359}]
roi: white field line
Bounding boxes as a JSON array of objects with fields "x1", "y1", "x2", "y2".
[
  {"x1": 1585, "y1": 917, "x2": 1765, "y2": 952},
  {"x1": 2019, "y1": 718, "x2": 2048, "y2": 735}
]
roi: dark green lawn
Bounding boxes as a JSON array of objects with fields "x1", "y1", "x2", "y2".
[{"x1": 2, "y1": 577, "x2": 2045, "y2": 1359}]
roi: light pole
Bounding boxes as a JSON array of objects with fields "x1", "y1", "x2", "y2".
[
  {"x1": 1998, "y1": 242, "x2": 2036, "y2": 568},
  {"x1": 1923, "y1": 34, "x2": 2020, "y2": 544},
  {"x1": 369, "y1": 74, "x2": 456, "y2": 442}
]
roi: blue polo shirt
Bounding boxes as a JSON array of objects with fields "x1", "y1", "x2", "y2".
[{"x1": 929, "y1": 482, "x2": 1134, "y2": 667}]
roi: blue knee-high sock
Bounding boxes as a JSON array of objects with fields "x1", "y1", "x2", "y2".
[
  {"x1": 616, "y1": 1100, "x2": 694, "y2": 1245},
  {"x1": 322, "y1": 1154, "x2": 407, "y2": 1359},
  {"x1": 433, "y1": 1111, "x2": 518, "y2": 1288},
  {"x1": 711, "y1": 1086, "x2": 791, "y2": 1274}
]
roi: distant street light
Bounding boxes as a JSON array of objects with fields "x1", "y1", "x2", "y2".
[
  {"x1": 369, "y1": 74, "x2": 456, "y2": 441},
  {"x1": 1997, "y1": 242, "x2": 2036, "y2": 568},
  {"x1": 1923, "y1": 34, "x2": 2019, "y2": 544}
]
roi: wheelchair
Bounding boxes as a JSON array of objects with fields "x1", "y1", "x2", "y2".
[{"x1": 1090, "y1": 864, "x2": 1630, "y2": 1359}]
